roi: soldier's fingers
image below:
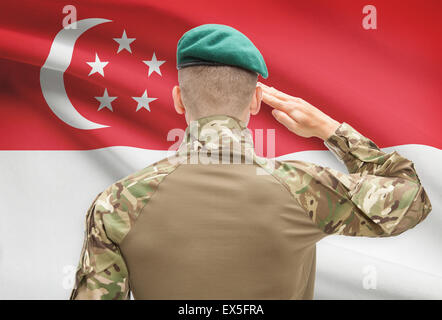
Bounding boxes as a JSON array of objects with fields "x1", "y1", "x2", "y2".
[
  {"x1": 258, "y1": 82, "x2": 295, "y2": 102},
  {"x1": 272, "y1": 109, "x2": 299, "y2": 131},
  {"x1": 262, "y1": 92, "x2": 293, "y2": 113},
  {"x1": 257, "y1": 81, "x2": 271, "y2": 89}
]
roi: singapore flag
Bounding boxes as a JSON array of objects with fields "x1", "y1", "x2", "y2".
[{"x1": 0, "y1": 1, "x2": 441, "y2": 299}]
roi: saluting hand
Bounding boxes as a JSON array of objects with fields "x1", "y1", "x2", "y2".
[{"x1": 258, "y1": 82, "x2": 340, "y2": 141}]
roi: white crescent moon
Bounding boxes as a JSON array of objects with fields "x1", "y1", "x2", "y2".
[{"x1": 40, "y1": 18, "x2": 112, "y2": 130}]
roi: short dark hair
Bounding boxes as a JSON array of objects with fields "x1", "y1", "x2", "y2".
[{"x1": 178, "y1": 65, "x2": 258, "y2": 119}]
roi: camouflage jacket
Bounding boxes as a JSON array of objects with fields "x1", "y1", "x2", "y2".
[{"x1": 70, "y1": 115, "x2": 432, "y2": 300}]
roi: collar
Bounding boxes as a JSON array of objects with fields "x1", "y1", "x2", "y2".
[{"x1": 177, "y1": 114, "x2": 255, "y2": 156}]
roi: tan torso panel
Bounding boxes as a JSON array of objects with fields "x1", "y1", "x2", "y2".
[{"x1": 120, "y1": 163, "x2": 326, "y2": 299}]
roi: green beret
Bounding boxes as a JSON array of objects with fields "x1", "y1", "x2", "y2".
[{"x1": 176, "y1": 24, "x2": 268, "y2": 79}]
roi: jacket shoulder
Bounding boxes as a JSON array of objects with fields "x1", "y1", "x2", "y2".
[{"x1": 93, "y1": 155, "x2": 181, "y2": 244}]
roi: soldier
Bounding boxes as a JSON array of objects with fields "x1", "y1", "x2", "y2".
[{"x1": 70, "y1": 24, "x2": 432, "y2": 300}]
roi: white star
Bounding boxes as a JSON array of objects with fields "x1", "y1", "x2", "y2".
[
  {"x1": 132, "y1": 90, "x2": 157, "y2": 112},
  {"x1": 86, "y1": 53, "x2": 109, "y2": 77},
  {"x1": 113, "y1": 30, "x2": 135, "y2": 53},
  {"x1": 95, "y1": 88, "x2": 117, "y2": 111},
  {"x1": 143, "y1": 52, "x2": 166, "y2": 77}
]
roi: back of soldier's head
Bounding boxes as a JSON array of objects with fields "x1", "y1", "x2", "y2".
[
  {"x1": 178, "y1": 65, "x2": 258, "y2": 119},
  {"x1": 175, "y1": 24, "x2": 268, "y2": 121}
]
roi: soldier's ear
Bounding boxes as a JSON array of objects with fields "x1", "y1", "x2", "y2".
[
  {"x1": 250, "y1": 84, "x2": 262, "y2": 116},
  {"x1": 172, "y1": 85, "x2": 186, "y2": 115}
]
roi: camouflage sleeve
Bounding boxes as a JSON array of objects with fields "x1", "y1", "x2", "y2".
[
  {"x1": 277, "y1": 122, "x2": 432, "y2": 237},
  {"x1": 69, "y1": 156, "x2": 183, "y2": 300},
  {"x1": 70, "y1": 190, "x2": 130, "y2": 300}
]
